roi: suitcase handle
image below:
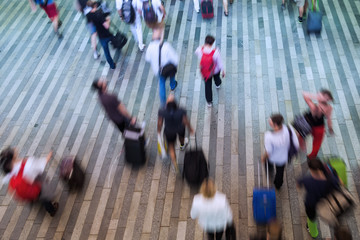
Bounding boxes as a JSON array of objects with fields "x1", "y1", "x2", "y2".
[{"x1": 257, "y1": 159, "x2": 269, "y2": 188}]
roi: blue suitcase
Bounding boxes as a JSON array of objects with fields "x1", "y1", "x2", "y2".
[
  {"x1": 307, "y1": 0, "x2": 322, "y2": 34},
  {"x1": 253, "y1": 162, "x2": 276, "y2": 224}
]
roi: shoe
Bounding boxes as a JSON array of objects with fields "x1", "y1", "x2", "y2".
[
  {"x1": 110, "y1": 64, "x2": 116, "y2": 69},
  {"x1": 281, "y1": 3, "x2": 285, "y2": 10},
  {"x1": 180, "y1": 138, "x2": 189, "y2": 151},
  {"x1": 58, "y1": 20, "x2": 62, "y2": 29},
  {"x1": 196, "y1": 9, "x2": 200, "y2": 13},
  {"x1": 56, "y1": 32, "x2": 63, "y2": 39},
  {"x1": 171, "y1": 162, "x2": 179, "y2": 174},
  {"x1": 216, "y1": 84, "x2": 221, "y2": 89},
  {"x1": 224, "y1": 11, "x2": 228, "y2": 17},
  {"x1": 207, "y1": 102, "x2": 212, "y2": 107},
  {"x1": 93, "y1": 51, "x2": 100, "y2": 59},
  {"x1": 306, "y1": 224, "x2": 319, "y2": 239},
  {"x1": 50, "y1": 202, "x2": 59, "y2": 217},
  {"x1": 171, "y1": 81, "x2": 178, "y2": 91},
  {"x1": 298, "y1": 16, "x2": 303, "y2": 23},
  {"x1": 138, "y1": 43, "x2": 145, "y2": 51}
]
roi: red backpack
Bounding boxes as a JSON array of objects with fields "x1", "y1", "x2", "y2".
[
  {"x1": 9, "y1": 160, "x2": 41, "y2": 201},
  {"x1": 200, "y1": 48, "x2": 216, "y2": 81}
]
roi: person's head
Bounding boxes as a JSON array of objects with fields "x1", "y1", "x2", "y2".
[
  {"x1": 268, "y1": 114, "x2": 284, "y2": 131},
  {"x1": 319, "y1": 89, "x2": 334, "y2": 103},
  {"x1": 307, "y1": 157, "x2": 325, "y2": 174},
  {"x1": 91, "y1": 78, "x2": 107, "y2": 92},
  {"x1": 86, "y1": 0, "x2": 98, "y2": 8},
  {"x1": 204, "y1": 35, "x2": 215, "y2": 46},
  {"x1": 0, "y1": 147, "x2": 16, "y2": 174},
  {"x1": 334, "y1": 226, "x2": 352, "y2": 240},
  {"x1": 267, "y1": 219, "x2": 282, "y2": 240},
  {"x1": 166, "y1": 93, "x2": 178, "y2": 111},
  {"x1": 199, "y1": 178, "x2": 216, "y2": 199}
]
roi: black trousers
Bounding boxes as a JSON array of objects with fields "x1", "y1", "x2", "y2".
[
  {"x1": 267, "y1": 161, "x2": 285, "y2": 189},
  {"x1": 205, "y1": 72, "x2": 222, "y2": 103},
  {"x1": 207, "y1": 230, "x2": 224, "y2": 240}
]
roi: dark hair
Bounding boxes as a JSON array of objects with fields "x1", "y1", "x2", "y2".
[
  {"x1": 0, "y1": 148, "x2": 15, "y2": 174},
  {"x1": 334, "y1": 226, "x2": 352, "y2": 240},
  {"x1": 270, "y1": 113, "x2": 284, "y2": 127},
  {"x1": 86, "y1": 0, "x2": 98, "y2": 8},
  {"x1": 91, "y1": 79, "x2": 101, "y2": 91},
  {"x1": 320, "y1": 89, "x2": 334, "y2": 102},
  {"x1": 307, "y1": 157, "x2": 324, "y2": 171},
  {"x1": 166, "y1": 100, "x2": 178, "y2": 112},
  {"x1": 205, "y1": 35, "x2": 215, "y2": 45}
]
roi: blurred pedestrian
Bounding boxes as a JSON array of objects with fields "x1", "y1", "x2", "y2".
[
  {"x1": 196, "y1": 35, "x2": 225, "y2": 107},
  {"x1": 145, "y1": 31, "x2": 179, "y2": 108},
  {"x1": 297, "y1": 0, "x2": 308, "y2": 23},
  {"x1": 76, "y1": 0, "x2": 100, "y2": 59},
  {"x1": 250, "y1": 219, "x2": 282, "y2": 240},
  {"x1": 334, "y1": 226, "x2": 352, "y2": 240},
  {"x1": 302, "y1": 89, "x2": 334, "y2": 159},
  {"x1": 281, "y1": 0, "x2": 286, "y2": 10},
  {"x1": 0, "y1": 148, "x2": 59, "y2": 216},
  {"x1": 86, "y1": 1, "x2": 116, "y2": 69},
  {"x1": 138, "y1": 0, "x2": 166, "y2": 42},
  {"x1": 28, "y1": 0, "x2": 62, "y2": 37},
  {"x1": 116, "y1": 0, "x2": 145, "y2": 51},
  {"x1": 223, "y1": 0, "x2": 229, "y2": 16},
  {"x1": 190, "y1": 178, "x2": 233, "y2": 240},
  {"x1": 157, "y1": 94, "x2": 193, "y2": 173},
  {"x1": 297, "y1": 158, "x2": 339, "y2": 239},
  {"x1": 92, "y1": 78, "x2": 136, "y2": 134},
  {"x1": 261, "y1": 113, "x2": 299, "y2": 190}
]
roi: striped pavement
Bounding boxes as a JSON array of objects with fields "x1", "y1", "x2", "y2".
[{"x1": 0, "y1": 0, "x2": 360, "y2": 239}]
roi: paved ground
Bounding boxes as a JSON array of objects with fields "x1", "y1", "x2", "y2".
[{"x1": 1, "y1": 0, "x2": 360, "y2": 239}]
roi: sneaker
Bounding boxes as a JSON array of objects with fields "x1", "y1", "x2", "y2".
[
  {"x1": 93, "y1": 51, "x2": 100, "y2": 59},
  {"x1": 180, "y1": 138, "x2": 189, "y2": 151},
  {"x1": 138, "y1": 43, "x2": 145, "y2": 51},
  {"x1": 58, "y1": 20, "x2": 62, "y2": 29},
  {"x1": 306, "y1": 224, "x2": 319, "y2": 239},
  {"x1": 298, "y1": 16, "x2": 303, "y2": 23},
  {"x1": 207, "y1": 102, "x2": 212, "y2": 107},
  {"x1": 171, "y1": 81, "x2": 178, "y2": 91},
  {"x1": 49, "y1": 202, "x2": 59, "y2": 217},
  {"x1": 281, "y1": 3, "x2": 285, "y2": 10},
  {"x1": 216, "y1": 84, "x2": 221, "y2": 89}
]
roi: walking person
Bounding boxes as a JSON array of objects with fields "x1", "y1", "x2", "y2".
[
  {"x1": 297, "y1": 0, "x2": 308, "y2": 23},
  {"x1": 301, "y1": 89, "x2": 334, "y2": 159},
  {"x1": 138, "y1": 0, "x2": 166, "y2": 42},
  {"x1": 92, "y1": 78, "x2": 136, "y2": 134},
  {"x1": 28, "y1": 0, "x2": 62, "y2": 37},
  {"x1": 0, "y1": 148, "x2": 59, "y2": 216},
  {"x1": 86, "y1": 1, "x2": 116, "y2": 69},
  {"x1": 297, "y1": 158, "x2": 339, "y2": 239},
  {"x1": 261, "y1": 113, "x2": 299, "y2": 190},
  {"x1": 145, "y1": 30, "x2": 179, "y2": 108},
  {"x1": 76, "y1": 0, "x2": 100, "y2": 59},
  {"x1": 190, "y1": 178, "x2": 234, "y2": 240},
  {"x1": 195, "y1": 35, "x2": 225, "y2": 107},
  {"x1": 157, "y1": 94, "x2": 194, "y2": 173},
  {"x1": 116, "y1": 0, "x2": 145, "y2": 51}
]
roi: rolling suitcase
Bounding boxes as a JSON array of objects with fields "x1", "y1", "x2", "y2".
[
  {"x1": 60, "y1": 156, "x2": 85, "y2": 191},
  {"x1": 201, "y1": 0, "x2": 214, "y2": 19},
  {"x1": 253, "y1": 162, "x2": 276, "y2": 224},
  {"x1": 183, "y1": 135, "x2": 209, "y2": 186},
  {"x1": 325, "y1": 156, "x2": 348, "y2": 188},
  {"x1": 307, "y1": 0, "x2": 322, "y2": 34},
  {"x1": 124, "y1": 125, "x2": 146, "y2": 166}
]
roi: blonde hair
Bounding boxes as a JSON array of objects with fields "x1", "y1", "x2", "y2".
[{"x1": 199, "y1": 178, "x2": 216, "y2": 198}]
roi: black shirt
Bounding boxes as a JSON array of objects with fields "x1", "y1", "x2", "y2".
[
  {"x1": 98, "y1": 91, "x2": 126, "y2": 124},
  {"x1": 158, "y1": 107, "x2": 186, "y2": 134},
  {"x1": 304, "y1": 111, "x2": 325, "y2": 127},
  {"x1": 87, "y1": 10, "x2": 112, "y2": 39}
]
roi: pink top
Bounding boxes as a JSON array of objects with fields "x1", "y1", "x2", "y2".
[{"x1": 302, "y1": 92, "x2": 333, "y2": 129}]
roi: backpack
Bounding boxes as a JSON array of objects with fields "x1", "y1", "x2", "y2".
[
  {"x1": 122, "y1": 0, "x2": 136, "y2": 24},
  {"x1": 199, "y1": 47, "x2": 216, "y2": 81},
  {"x1": 143, "y1": 0, "x2": 158, "y2": 24},
  {"x1": 287, "y1": 126, "x2": 298, "y2": 163},
  {"x1": 9, "y1": 160, "x2": 41, "y2": 201}
]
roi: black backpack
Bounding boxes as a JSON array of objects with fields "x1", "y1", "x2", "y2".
[
  {"x1": 143, "y1": 0, "x2": 157, "y2": 24},
  {"x1": 122, "y1": 0, "x2": 136, "y2": 24}
]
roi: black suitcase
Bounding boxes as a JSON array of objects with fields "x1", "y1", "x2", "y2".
[
  {"x1": 183, "y1": 136, "x2": 209, "y2": 186},
  {"x1": 111, "y1": 32, "x2": 127, "y2": 49},
  {"x1": 60, "y1": 156, "x2": 85, "y2": 191},
  {"x1": 124, "y1": 126, "x2": 146, "y2": 166}
]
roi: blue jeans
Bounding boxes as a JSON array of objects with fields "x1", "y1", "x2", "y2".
[
  {"x1": 99, "y1": 37, "x2": 115, "y2": 69},
  {"x1": 159, "y1": 74, "x2": 176, "y2": 107}
]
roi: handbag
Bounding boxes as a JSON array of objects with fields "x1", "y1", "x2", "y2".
[
  {"x1": 287, "y1": 126, "x2": 298, "y2": 163},
  {"x1": 292, "y1": 114, "x2": 312, "y2": 138},
  {"x1": 316, "y1": 184, "x2": 355, "y2": 226},
  {"x1": 159, "y1": 42, "x2": 177, "y2": 78}
]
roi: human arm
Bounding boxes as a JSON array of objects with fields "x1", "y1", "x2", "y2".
[
  {"x1": 117, "y1": 103, "x2": 136, "y2": 125},
  {"x1": 325, "y1": 106, "x2": 333, "y2": 134},
  {"x1": 28, "y1": 0, "x2": 37, "y2": 12},
  {"x1": 214, "y1": 49, "x2": 225, "y2": 77},
  {"x1": 103, "y1": 16, "x2": 111, "y2": 29},
  {"x1": 182, "y1": 115, "x2": 194, "y2": 135},
  {"x1": 262, "y1": 133, "x2": 271, "y2": 163},
  {"x1": 291, "y1": 128, "x2": 300, "y2": 150},
  {"x1": 157, "y1": 116, "x2": 163, "y2": 134},
  {"x1": 302, "y1": 91, "x2": 318, "y2": 113},
  {"x1": 195, "y1": 46, "x2": 202, "y2": 59}
]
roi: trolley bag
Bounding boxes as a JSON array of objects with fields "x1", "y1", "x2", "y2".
[
  {"x1": 307, "y1": 0, "x2": 322, "y2": 34},
  {"x1": 325, "y1": 156, "x2": 348, "y2": 188},
  {"x1": 253, "y1": 161, "x2": 276, "y2": 224},
  {"x1": 183, "y1": 135, "x2": 209, "y2": 186},
  {"x1": 111, "y1": 32, "x2": 128, "y2": 49},
  {"x1": 60, "y1": 156, "x2": 85, "y2": 191},
  {"x1": 124, "y1": 125, "x2": 146, "y2": 166},
  {"x1": 201, "y1": 0, "x2": 214, "y2": 19}
]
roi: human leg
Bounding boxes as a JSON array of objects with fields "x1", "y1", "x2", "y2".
[
  {"x1": 274, "y1": 165, "x2": 285, "y2": 189},
  {"x1": 305, "y1": 206, "x2": 318, "y2": 238},
  {"x1": 169, "y1": 75, "x2": 177, "y2": 91},
  {"x1": 165, "y1": 132, "x2": 178, "y2": 173},
  {"x1": 223, "y1": 0, "x2": 228, "y2": 15},
  {"x1": 134, "y1": 13, "x2": 145, "y2": 50},
  {"x1": 307, "y1": 125, "x2": 325, "y2": 159},
  {"x1": 99, "y1": 37, "x2": 115, "y2": 69},
  {"x1": 193, "y1": 0, "x2": 200, "y2": 12},
  {"x1": 205, "y1": 77, "x2": 213, "y2": 104},
  {"x1": 38, "y1": 184, "x2": 58, "y2": 216},
  {"x1": 215, "y1": 231, "x2": 224, "y2": 240},
  {"x1": 213, "y1": 72, "x2": 222, "y2": 88},
  {"x1": 159, "y1": 75, "x2": 167, "y2": 108}
]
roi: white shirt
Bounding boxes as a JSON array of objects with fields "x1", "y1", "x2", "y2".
[
  {"x1": 145, "y1": 40, "x2": 179, "y2": 75},
  {"x1": 264, "y1": 125, "x2": 299, "y2": 165},
  {"x1": 190, "y1": 192, "x2": 233, "y2": 232},
  {"x1": 138, "y1": 0, "x2": 164, "y2": 23},
  {"x1": 195, "y1": 45, "x2": 224, "y2": 75},
  {"x1": 2, "y1": 157, "x2": 47, "y2": 185},
  {"x1": 116, "y1": 0, "x2": 139, "y2": 10}
]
